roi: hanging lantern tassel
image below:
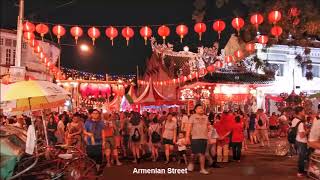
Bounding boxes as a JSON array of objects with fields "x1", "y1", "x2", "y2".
[
  {"x1": 144, "y1": 37, "x2": 148, "y2": 45},
  {"x1": 57, "y1": 35, "x2": 61, "y2": 44},
  {"x1": 199, "y1": 32, "x2": 202, "y2": 41},
  {"x1": 180, "y1": 35, "x2": 183, "y2": 43},
  {"x1": 75, "y1": 37, "x2": 78, "y2": 44},
  {"x1": 163, "y1": 36, "x2": 166, "y2": 44},
  {"x1": 92, "y1": 38, "x2": 95, "y2": 46},
  {"x1": 126, "y1": 37, "x2": 129, "y2": 46},
  {"x1": 111, "y1": 38, "x2": 114, "y2": 46}
]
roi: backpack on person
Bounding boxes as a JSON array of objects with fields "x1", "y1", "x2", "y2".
[
  {"x1": 151, "y1": 125, "x2": 161, "y2": 143},
  {"x1": 287, "y1": 120, "x2": 302, "y2": 144},
  {"x1": 131, "y1": 128, "x2": 141, "y2": 142}
]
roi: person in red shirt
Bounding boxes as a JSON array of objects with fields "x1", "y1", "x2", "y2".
[
  {"x1": 269, "y1": 112, "x2": 279, "y2": 138},
  {"x1": 214, "y1": 111, "x2": 232, "y2": 163},
  {"x1": 231, "y1": 116, "x2": 244, "y2": 162}
]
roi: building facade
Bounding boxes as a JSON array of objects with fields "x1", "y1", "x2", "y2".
[
  {"x1": 0, "y1": 29, "x2": 60, "y2": 81},
  {"x1": 256, "y1": 44, "x2": 320, "y2": 112}
]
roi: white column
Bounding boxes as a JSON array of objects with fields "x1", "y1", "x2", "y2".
[{"x1": 15, "y1": 0, "x2": 24, "y2": 67}]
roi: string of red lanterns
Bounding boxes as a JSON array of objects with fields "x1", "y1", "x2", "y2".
[
  {"x1": 212, "y1": 20, "x2": 226, "y2": 39},
  {"x1": 70, "y1": 26, "x2": 83, "y2": 44},
  {"x1": 250, "y1": 13, "x2": 264, "y2": 32},
  {"x1": 176, "y1": 24, "x2": 188, "y2": 43},
  {"x1": 23, "y1": 25, "x2": 65, "y2": 80},
  {"x1": 25, "y1": 8, "x2": 289, "y2": 46},
  {"x1": 139, "y1": 26, "x2": 152, "y2": 45},
  {"x1": 121, "y1": 26, "x2": 134, "y2": 46},
  {"x1": 105, "y1": 26, "x2": 118, "y2": 46},
  {"x1": 194, "y1": 22, "x2": 206, "y2": 41},
  {"x1": 231, "y1": 17, "x2": 245, "y2": 36}
]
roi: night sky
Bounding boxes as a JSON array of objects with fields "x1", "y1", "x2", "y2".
[{"x1": 1, "y1": 0, "x2": 248, "y2": 75}]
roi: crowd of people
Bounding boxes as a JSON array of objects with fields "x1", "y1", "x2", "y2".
[{"x1": 0, "y1": 104, "x2": 319, "y2": 177}]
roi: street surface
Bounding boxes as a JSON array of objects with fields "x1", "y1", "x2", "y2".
[{"x1": 101, "y1": 138, "x2": 302, "y2": 180}]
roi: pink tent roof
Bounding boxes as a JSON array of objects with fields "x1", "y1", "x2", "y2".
[{"x1": 135, "y1": 80, "x2": 182, "y2": 106}]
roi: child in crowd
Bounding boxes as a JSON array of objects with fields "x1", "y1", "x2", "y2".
[{"x1": 176, "y1": 132, "x2": 188, "y2": 165}]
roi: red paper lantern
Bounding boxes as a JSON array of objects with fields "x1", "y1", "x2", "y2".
[
  {"x1": 293, "y1": 18, "x2": 300, "y2": 26},
  {"x1": 70, "y1": 26, "x2": 83, "y2": 44},
  {"x1": 212, "y1": 20, "x2": 226, "y2": 39},
  {"x1": 105, "y1": 26, "x2": 118, "y2": 46},
  {"x1": 207, "y1": 65, "x2": 215, "y2": 73},
  {"x1": 258, "y1": 35, "x2": 268, "y2": 44},
  {"x1": 250, "y1": 13, "x2": 264, "y2": 31},
  {"x1": 88, "y1": 27, "x2": 100, "y2": 45},
  {"x1": 245, "y1": 43, "x2": 255, "y2": 53},
  {"x1": 23, "y1": 32, "x2": 35, "y2": 42},
  {"x1": 231, "y1": 17, "x2": 245, "y2": 35},
  {"x1": 52, "y1": 25, "x2": 66, "y2": 43},
  {"x1": 34, "y1": 45, "x2": 42, "y2": 54},
  {"x1": 158, "y1": 25, "x2": 170, "y2": 44},
  {"x1": 176, "y1": 24, "x2": 188, "y2": 43},
  {"x1": 139, "y1": 26, "x2": 152, "y2": 45},
  {"x1": 38, "y1": 52, "x2": 45, "y2": 59},
  {"x1": 194, "y1": 22, "x2": 206, "y2": 41},
  {"x1": 29, "y1": 39, "x2": 39, "y2": 48},
  {"x1": 225, "y1": 56, "x2": 233, "y2": 63},
  {"x1": 35, "y1": 24, "x2": 49, "y2": 40},
  {"x1": 271, "y1": 25, "x2": 283, "y2": 39},
  {"x1": 289, "y1": 7, "x2": 300, "y2": 17},
  {"x1": 43, "y1": 57, "x2": 48, "y2": 63},
  {"x1": 234, "y1": 50, "x2": 243, "y2": 59},
  {"x1": 121, "y1": 26, "x2": 134, "y2": 46},
  {"x1": 23, "y1": 21, "x2": 35, "y2": 32},
  {"x1": 268, "y1": 10, "x2": 282, "y2": 24},
  {"x1": 214, "y1": 61, "x2": 223, "y2": 68}
]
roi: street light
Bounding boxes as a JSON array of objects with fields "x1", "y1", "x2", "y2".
[{"x1": 79, "y1": 44, "x2": 90, "y2": 52}]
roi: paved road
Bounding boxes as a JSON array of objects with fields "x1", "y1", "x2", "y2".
[{"x1": 101, "y1": 138, "x2": 303, "y2": 180}]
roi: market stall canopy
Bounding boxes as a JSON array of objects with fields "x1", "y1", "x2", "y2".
[
  {"x1": 1, "y1": 80, "x2": 70, "y2": 112},
  {"x1": 135, "y1": 80, "x2": 182, "y2": 106}
]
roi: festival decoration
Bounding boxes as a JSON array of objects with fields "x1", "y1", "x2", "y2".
[
  {"x1": 29, "y1": 39, "x2": 39, "y2": 48},
  {"x1": 289, "y1": 7, "x2": 300, "y2": 17},
  {"x1": 35, "y1": 24, "x2": 49, "y2": 41},
  {"x1": 234, "y1": 50, "x2": 243, "y2": 59},
  {"x1": 176, "y1": 24, "x2": 188, "y2": 43},
  {"x1": 139, "y1": 26, "x2": 152, "y2": 45},
  {"x1": 88, "y1": 27, "x2": 101, "y2": 45},
  {"x1": 23, "y1": 21, "x2": 35, "y2": 32},
  {"x1": 70, "y1": 26, "x2": 83, "y2": 44},
  {"x1": 245, "y1": 43, "x2": 255, "y2": 53},
  {"x1": 23, "y1": 32, "x2": 35, "y2": 42},
  {"x1": 121, "y1": 26, "x2": 134, "y2": 46},
  {"x1": 225, "y1": 55, "x2": 233, "y2": 64},
  {"x1": 52, "y1": 25, "x2": 66, "y2": 43},
  {"x1": 158, "y1": 25, "x2": 170, "y2": 44},
  {"x1": 271, "y1": 25, "x2": 283, "y2": 40},
  {"x1": 212, "y1": 20, "x2": 226, "y2": 39},
  {"x1": 231, "y1": 17, "x2": 245, "y2": 35},
  {"x1": 34, "y1": 45, "x2": 42, "y2": 54},
  {"x1": 250, "y1": 13, "x2": 264, "y2": 32},
  {"x1": 258, "y1": 35, "x2": 268, "y2": 44},
  {"x1": 105, "y1": 26, "x2": 118, "y2": 46},
  {"x1": 194, "y1": 22, "x2": 206, "y2": 41},
  {"x1": 206, "y1": 65, "x2": 215, "y2": 73},
  {"x1": 214, "y1": 60, "x2": 223, "y2": 68},
  {"x1": 268, "y1": 10, "x2": 282, "y2": 24}
]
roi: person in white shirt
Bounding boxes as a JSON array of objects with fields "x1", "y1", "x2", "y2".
[
  {"x1": 308, "y1": 116, "x2": 320, "y2": 154},
  {"x1": 180, "y1": 109, "x2": 189, "y2": 133},
  {"x1": 291, "y1": 106, "x2": 308, "y2": 177},
  {"x1": 176, "y1": 132, "x2": 188, "y2": 165}
]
